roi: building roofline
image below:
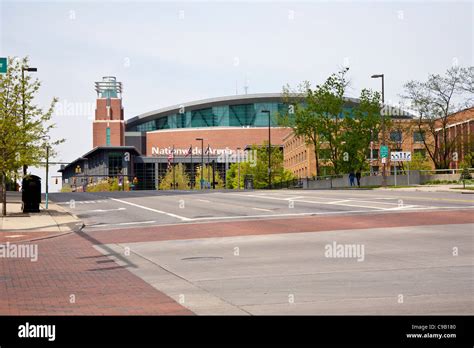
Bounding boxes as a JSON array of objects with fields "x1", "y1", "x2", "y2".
[
  {"x1": 125, "y1": 93, "x2": 363, "y2": 128},
  {"x1": 58, "y1": 146, "x2": 140, "y2": 172}
]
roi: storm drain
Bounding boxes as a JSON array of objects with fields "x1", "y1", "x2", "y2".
[{"x1": 181, "y1": 256, "x2": 223, "y2": 261}]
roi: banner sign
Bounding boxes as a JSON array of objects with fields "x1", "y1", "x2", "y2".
[{"x1": 390, "y1": 151, "x2": 411, "y2": 161}]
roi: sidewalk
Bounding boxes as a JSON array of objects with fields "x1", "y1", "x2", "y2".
[
  {"x1": 376, "y1": 184, "x2": 474, "y2": 193},
  {"x1": 0, "y1": 201, "x2": 82, "y2": 242}
]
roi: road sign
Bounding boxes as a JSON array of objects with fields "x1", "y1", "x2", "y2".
[
  {"x1": 390, "y1": 151, "x2": 411, "y2": 161},
  {"x1": 0, "y1": 57, "x2": 7, "y2": 74},
  {"x1": 380, "y1": 145, "x2": 389, "y2": 158}
]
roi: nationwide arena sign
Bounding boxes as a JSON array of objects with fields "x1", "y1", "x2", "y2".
[
  {"x1": 151, "y1": 146, "x2": 233, "y2": 156},
  {"x1": 150, "y1": 146, "x2": 256, "y2": 166}
]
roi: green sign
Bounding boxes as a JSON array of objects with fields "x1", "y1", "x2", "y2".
[
  {"x1": 0, "y1": 57, "x2": 7, "y2": 74},
  {"x1": 380, "y1": 145, "x2": 389, "y2": 158}
]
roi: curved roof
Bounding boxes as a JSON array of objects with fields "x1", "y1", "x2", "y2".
[{"x1": 125, "y1": 93, "x2": 412, "y2": 129}]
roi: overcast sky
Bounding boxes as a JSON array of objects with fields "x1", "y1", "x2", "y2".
[{"x1": 1, "y1": 0, "x2": 473, "y2": 191}]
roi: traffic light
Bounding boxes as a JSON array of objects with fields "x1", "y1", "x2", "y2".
[{"x1": 55, "y1": 178, "x2": 58, "y2": 185}]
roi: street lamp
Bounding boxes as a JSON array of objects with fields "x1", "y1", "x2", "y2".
[
  {"x1": 196, "y1": 138, "x2": 204, "y2": 189},
  {"x1": 22, "y1": 66, "x2": 38, "y2": 176},
  {"x1": 236, "y1": 147, "x2": 241, "y2": 190},
  {"x1": 261, "y1": 109, "x2": 271, "y2": 189},
  {"x1": 42, "y1": 135, "x2": 50, "y2": 209},
  {"x1": 371, "y1": 74, "x2": 386, "y2": 187}
]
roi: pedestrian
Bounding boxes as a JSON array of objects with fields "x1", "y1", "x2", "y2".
[
  {"x1": 356, "y1": 171, "x2": 361, "y2": 187},
  {"x1": 349, "y1": 172, "x2": 355, "y2": 187}
]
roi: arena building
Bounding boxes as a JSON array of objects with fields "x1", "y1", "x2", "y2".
[{"x1": 60, "y1": 76, "x2": 429, "y2": 190}]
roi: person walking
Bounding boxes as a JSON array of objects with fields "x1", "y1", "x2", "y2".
[
  {"x1": 355, "y1": 171, "x2": 361, "y2": 188},
  {"x1": 349, "y1": 171, "x2": 355, "y2": 187}
]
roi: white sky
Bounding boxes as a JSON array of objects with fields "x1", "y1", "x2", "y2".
[{"x1": 1, "y1": 0, "x2": 473, "y2": 191}]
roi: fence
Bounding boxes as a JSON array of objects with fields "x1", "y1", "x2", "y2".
[{"x1": 301, "y1": 168, "x2": 473, "y2": 189}]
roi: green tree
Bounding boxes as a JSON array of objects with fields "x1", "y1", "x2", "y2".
[
  {"x1": 0, "y1": 57, "x2": 60, "y2": 216},
  {"x1": 158, "y1": 163, "x2": 191, "y2": 190},
  {"x1": 408, "y1": 152, "x2": 432, "y2": 171},
  {"x1": 340, "y1": 89, "x2": 383, "y2": 173},
  {"x1": 194, "y1": 165, "x2": 224, "y2": 189},
  {"x1": 281, "y1": 68, "x2": 351, "y2": 175},
  {"x1": 227, "y1": 144, "x2": 294, "y2": 189}
]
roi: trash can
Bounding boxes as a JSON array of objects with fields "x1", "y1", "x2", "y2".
[
  {"x1": 244, "y1": 174, "x2": 254, "y2": 190},
  {"x1": 22, "y1": 175, "x2": 41, "y2": 213}
]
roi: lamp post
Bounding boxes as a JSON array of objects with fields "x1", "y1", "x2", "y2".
[
  {"x1": 196, "y1": 138, "x2": 204, "y2": 189},
  {"x1": 42, "y1": 135, "x2": 51, "y2": 209},
  {"x1": 207, "y1": 144, "x2": 210, "y2": 188},
  {"x1": 371, "y1": 74, "x2": 386, "y2": 187},
  {"x1": 237, "y1": 147, "x2": 241, "y2": 190},
  {"x1": 22, "y1": 66, "x2": 38, "y2": 176},
  {"x1": 261, "y1": 109, "x2": 271, "y2": 189}
]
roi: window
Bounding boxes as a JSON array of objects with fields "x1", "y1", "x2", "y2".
[
  {"x1": 108, "y1": 152, "x2": 123, "y2": 176},
  {"x1": 106, "y1": 127, "x2": 111, "y2": 146},
  {"x1": 229, "y1": 104, "x2": 256, "y2": 126},
  {"x1": 192, "y1": 108, "x2": 216, "y2": 127},
  {"x1": 366, "y1": 149, "x2": 379, "y2": 159},
  {"x1": 413, "y1": 131, "x2": 424, "y2": 143},
  {"x1": 390, "y1": 131, "x2": 402, "y2": 142}
]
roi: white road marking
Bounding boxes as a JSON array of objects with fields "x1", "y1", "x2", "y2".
[
  {"x1": 233, "y1": 193, "x2": 390, "y2": 210},
  {"x1": 188, "y1": 205, "x2": 474, "y2": 222},
  {"x1": 83, "y1": 207, "x2": 126, "y2": 213},
  {"x1": 89, "y1": 220, "x2": 157, "y2": 228},
  {"x1": 252, "y1": 207, "x2": 274, "y2": 212},
  {"x1": 110, "y1": 198, "x2": 191, "y2": 221},
  {"x1": 197, "y1": 199, "x2": 211, "y2": 203},
  {"x1": 5, "y1": 235, "x2": 26, "y2": 238}
]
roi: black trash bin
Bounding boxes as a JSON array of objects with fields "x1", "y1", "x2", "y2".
[{"x1": 22, "y1": 175, "x2": 41, "y2": 213}]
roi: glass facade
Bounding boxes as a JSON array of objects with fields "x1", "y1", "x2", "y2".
[
  {"x1": 127, "y1": 102, "x2": 290, "y2": 132},
  {"x1": 108, "y1": 152, "x2": 123, "y2": 176}
]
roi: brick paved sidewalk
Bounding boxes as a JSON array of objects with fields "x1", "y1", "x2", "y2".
[{"x1": 0, "y1": 232, "x2": 192, "y2": 315}]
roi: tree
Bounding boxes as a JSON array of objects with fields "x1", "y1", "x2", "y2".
[
  {"x1": 280, "y1": 68, "x2": 350, "y2": 175},
  {"x1": 408, "y1": 152, "x2": 432, "y2": 171},
  {"x1": 340, "y1": 89, "x2": 382, "y2": 173},
  {"x1": 226, "y1": 143, "x2": 294, "y2": 189},
  {"x1": 158, "y1": 163, "x2": 191, "y2": 190},
  {"x1": 401, "y1": 66, "x2": 473, "y2": 169},
  {"x1": 0, "y1": 57, "x2": 60, "y2": 216},
  {"x1": 194, "y1": 165, "x2": 224, "y2": 189}
]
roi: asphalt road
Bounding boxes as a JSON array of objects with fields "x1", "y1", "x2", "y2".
[
  {"x1": 50, "y1": 189, "x2": 474, "y2": 231},
  {"x1": 48, "y1": 189, "x2": 473, "y2": 315},
  {"x1": 98, "y1": 223, "x2": 473, "y2": 315}
]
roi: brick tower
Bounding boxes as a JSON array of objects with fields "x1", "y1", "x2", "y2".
[{"x1": 93, "y1": 76, "x2": 124, "y2": 147}]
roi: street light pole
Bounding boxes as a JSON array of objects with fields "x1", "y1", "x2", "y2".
[
  {"x1": 262, "y1": 110, "x2": 271, "y2": 189},
  {"x1": 196, "y1": 138, "x2": 204, "y2": 189},
  {"x1": 237, "y1": 147, "x2": 241, "y2": 190},
  {"x1": 22, "y1": 66, "x2": 38, "y2": 176},
  {"x1": 45, "y1": 145, "x2": 49, "y2": 209},
  {"x1": 207, "y1": 144, "x2": 210, "y2": 188},
  {"x1": 371, "y1": 74, "x2": 386, "y2": 187}
]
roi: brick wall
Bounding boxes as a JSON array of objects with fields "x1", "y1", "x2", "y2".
[{"x1": 146, "y1": 127, "x2": 292, "y2": 154}]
